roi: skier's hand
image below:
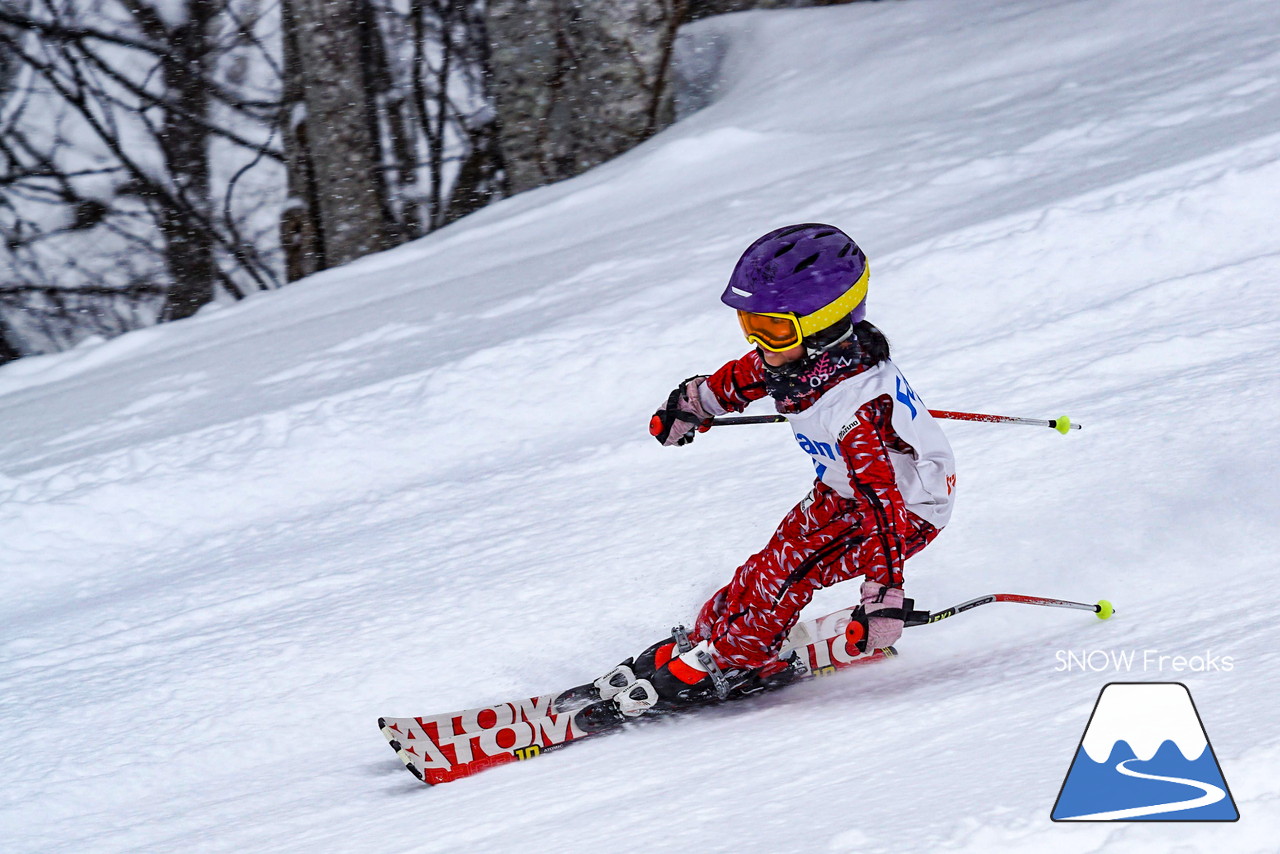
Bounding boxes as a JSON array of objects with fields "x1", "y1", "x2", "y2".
[
  {"x1": 650, "y1": 376, "x2": 719, "y2": 446},
  {"x1": 857, "y1": 581, "x2": 906, "y2": 652}
]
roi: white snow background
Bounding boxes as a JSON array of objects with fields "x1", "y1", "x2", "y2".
[{"x1": 3, "y1": 0, "x2": 1280, "y2": 850}]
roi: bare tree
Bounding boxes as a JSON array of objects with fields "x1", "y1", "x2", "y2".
[
  {"x1": 1, "y1": 0, "x2": 863, "y2": 366},
  {"x1": 0, "y1": 0, "x2": 284, "y2": 360},
  {"x1": 277, "y1": 0, "x2": 502, "y2": 281},
  {"x1": 121, "y1": 0, "x2": 220, "y2": 320},
  {"x1": 278, "y1": 0, "x2": 326, "y2": 281},
  {"x1": 2, "y1": 0, "x2": 504, "y2": 359},
  {"x1": 281, "y1": 0, "x2": 390, "y2": 269},
  {"x1": 366, "y1": 0, "x2": 504, "y2": 233},
  {"x1": 485, "y1": 0, "x2": 686, "y2": 194}
]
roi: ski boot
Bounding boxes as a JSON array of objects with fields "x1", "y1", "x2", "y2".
[
  {"x1": 571, "y1": 627, "x2": 800, "y2": 731},
  {"x1": 612, "y1": 627, "x2": 786, "y2": 713},
  {"x1": 569, "y1": 629, "x2": 716, "y2": 731}
]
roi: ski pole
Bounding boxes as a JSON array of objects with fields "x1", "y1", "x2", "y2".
[
  {"x1": 708, "y1": 410, "x2": 1081, "y2": 433},
  {"x1": 926, "y1": 410, "x2": 1081, "y2": 434},
  {"x1": 903, "y1": 593, "x2": 1114, "y2": 627},
  {"x1": 846, "y1": 593, "x2": 1111, "y2": 654}
]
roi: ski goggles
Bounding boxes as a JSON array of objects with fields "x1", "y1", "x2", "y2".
[{"x1": 735, "y1": 265, "x2": 870, "y2": 352}]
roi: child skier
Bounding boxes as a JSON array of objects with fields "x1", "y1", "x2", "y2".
[{"x1": 624, "y1": 223, "x2": 956, "y2": 714}]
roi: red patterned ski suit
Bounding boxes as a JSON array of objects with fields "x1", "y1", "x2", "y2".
[{"x1": 689, "y1": 346, "x2": 955, "y2": 671}]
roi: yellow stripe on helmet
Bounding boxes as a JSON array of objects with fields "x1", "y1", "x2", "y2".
[{"x1": 797, "y1": 263, "x2": 869, "y2": 338}]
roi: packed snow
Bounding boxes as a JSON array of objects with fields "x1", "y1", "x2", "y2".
[{"x1": 4, "y1": 0, "x2": 1280, "y2": 850}]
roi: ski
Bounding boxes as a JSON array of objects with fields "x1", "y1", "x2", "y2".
[{"x1": 378, "y1": 603, "x2": 892, "y2": 785}]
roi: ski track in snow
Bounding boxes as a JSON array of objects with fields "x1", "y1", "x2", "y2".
[{"x1": 4, "y1": 0, "x2": 1280, "y2": 851}]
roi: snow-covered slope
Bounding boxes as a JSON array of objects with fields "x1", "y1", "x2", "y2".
[{"x1": 4, "y1": 0, "x2": 1280, "y2": 850}]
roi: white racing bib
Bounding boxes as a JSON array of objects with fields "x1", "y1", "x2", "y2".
[{"x1": 782, "y1": 360, "x2": 955, "y2": 528}]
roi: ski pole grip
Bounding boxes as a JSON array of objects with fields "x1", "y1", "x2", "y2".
[
  {"x1": 902, "y1": 598, "x2": 933, "y2": 627},
  {"x1": 844, "y1": 606, "x2": 869, "y2": 654}
]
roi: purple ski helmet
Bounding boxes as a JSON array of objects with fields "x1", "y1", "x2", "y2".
[{"x1": 721, "y1": 224, "x2": 868, "y2": 351}]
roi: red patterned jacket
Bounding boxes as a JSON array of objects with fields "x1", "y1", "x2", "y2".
[{"x1": 702, "y1": 345, "x2": 955, "y2": 585}]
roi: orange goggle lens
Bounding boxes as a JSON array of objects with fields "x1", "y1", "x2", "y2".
[{"x1": 737, "y1": 310, "x2": 803, "y2": 352}]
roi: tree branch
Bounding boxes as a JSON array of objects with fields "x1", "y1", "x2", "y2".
[{"x1": 0, "y1": 7, "x2": 167, "y2": 55}]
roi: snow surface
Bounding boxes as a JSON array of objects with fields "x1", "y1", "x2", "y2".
[{"x1": 4, "y1": 0, "x2": 1280, "y2": 850}]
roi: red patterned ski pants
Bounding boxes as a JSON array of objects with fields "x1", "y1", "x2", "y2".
[{"x1": 691, "y1": 480, "x2": 938, "y2": 671}]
